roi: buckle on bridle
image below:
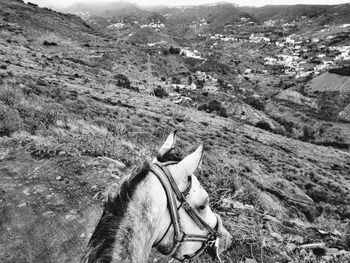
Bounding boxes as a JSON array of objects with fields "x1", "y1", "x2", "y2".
[{"x1": 206, "y1": 236, "x2": 222, "y2": 263}]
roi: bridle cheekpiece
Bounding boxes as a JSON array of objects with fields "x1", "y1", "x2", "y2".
[{"x1": 151, "y1": 161, "x2": 222, "y2": 262}]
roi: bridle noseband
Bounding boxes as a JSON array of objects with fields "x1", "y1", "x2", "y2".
[{"x1": 151, "y1": 161, "x2": 222, "y2": 262}]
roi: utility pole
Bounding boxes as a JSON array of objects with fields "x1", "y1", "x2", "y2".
[{"x1": 147, "y1": 53, "x2": 153, "y2": 94}]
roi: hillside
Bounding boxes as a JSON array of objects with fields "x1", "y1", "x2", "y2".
[
  {"x1": 127, "y1": 27, "x2": 178, "y2": 46},
  {"x1": 1, "y1": 1, "x2": 350, "y2": 263},
  {"x1": 241, "y1": 4, "x2": 350, "y2": 24},
  {"x1": 62, "y1": 0, "x2": 142, "y2": 17}
]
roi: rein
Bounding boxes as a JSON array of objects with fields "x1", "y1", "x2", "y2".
[{"x1": 151, "y1": 161, "x2": 221, "y2": 262}]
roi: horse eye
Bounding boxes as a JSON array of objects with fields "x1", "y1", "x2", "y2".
[{"x1": 198, "y1": 204, "x2": 207, "y2": 211}]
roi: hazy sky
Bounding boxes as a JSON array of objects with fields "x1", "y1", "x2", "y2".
[{"x1": 26, "y1": 0, "x2": 350, "y2": 8}]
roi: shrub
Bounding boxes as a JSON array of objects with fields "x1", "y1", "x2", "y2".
[
  {"x1": 255, "y1": 120, "x2": 272, "y2": 131},
  {"x1": 169, "y1": 46, "x2": 181, "y2": 55},
  {"x1": 153, "y1": 86, "x2": 168, "y2": 98},
  {"x1": 17, "y1": 101, "x2": 64, "y2": 134},
  {"x1": 0, "y1": 85, "x2": 22, "y2": 106},
  {"x1": 244, "y1": 96, "x2": 265, "y2": 111},
  {"x1": 329, "y1": 66, "x2": 350, "y2": 76},
  {"x1": 113, "y1": 74, "x2": 131, "y2": 89},
  {"x1": 195, "y1": 79, "x2": 204, "y2": 89},
  {"x1": 0, "y1": 104, "x2": 22, "y2": 136},
  {"x1": 43, "y1": 40, "x2": 58, "y2": 46},
  {"x1": 198, "y1": 100, "x2": 228, "y2": 118},
  {"x1": 171, "y1": 76, "x2": 181, "y2": 84},
  {"x1": 301, "y1": 125, "x2": 315, "y2": 141}
]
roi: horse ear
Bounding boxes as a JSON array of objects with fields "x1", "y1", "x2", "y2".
[
  {"x1": 177, "y1": 145, "x2": 203, "y2": 176},
  {"x1": 154, "y1": 131, "x2": 177, "y2": 162}
]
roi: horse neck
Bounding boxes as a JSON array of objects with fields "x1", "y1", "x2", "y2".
[
  {"x1": 112, "y1": 179, "x2": 165, "y2": 263},
  {"x1": 85, "y1": 174, "x2": 167, "y2": 263}
]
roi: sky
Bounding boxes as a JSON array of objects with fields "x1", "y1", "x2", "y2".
[{"x1": 26, "y1": 0, "x2": 350, "y2": 9}]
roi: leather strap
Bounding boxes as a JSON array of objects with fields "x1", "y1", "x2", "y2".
[{"x1": 150, "y1": 162, "x2": 220, "y2": 261}]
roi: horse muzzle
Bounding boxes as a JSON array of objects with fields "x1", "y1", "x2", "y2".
[{"x1": 207, "y1": 214, "x2": 233, "y2": 262}]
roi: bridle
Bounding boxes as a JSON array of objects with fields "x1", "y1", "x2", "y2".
[{"x1": 151, "y1": 161, "x2": 222, "y2": 262}]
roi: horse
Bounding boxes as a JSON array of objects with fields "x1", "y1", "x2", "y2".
[{"x1": 81, "y1": 131, "x2": 232, "y2": 263}]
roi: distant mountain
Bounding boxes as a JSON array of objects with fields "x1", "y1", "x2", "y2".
[
  {"x1": 240, "y1": 3, "x2": 350, "y2": 24},
  {"x1": 62, "y1": 1, "x2": 142, "y2": 17},
  {"x1": 163, "y1": 3, "x2": 251, "y2": 27}
]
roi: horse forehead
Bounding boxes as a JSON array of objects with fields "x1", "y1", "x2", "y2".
[
  {"x1": 192, "y1": 176, "x2": 203, "y2": 190},
  {"x1": 190, "y1": 176, "x2": 208, "y2": 197}
]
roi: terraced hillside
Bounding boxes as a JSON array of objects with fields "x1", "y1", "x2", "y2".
[{"x1": 1, "y1": 1, "x2": 350, "y2": 263}]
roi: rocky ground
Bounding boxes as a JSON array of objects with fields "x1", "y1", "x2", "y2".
[{"x1": 1, "y1": 1, "x2": 350, "y2": 263}]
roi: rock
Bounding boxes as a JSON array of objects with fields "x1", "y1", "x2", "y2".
[
  {"x1": 110, "y1": 172, "x2": 120, "y2": 180},
  {"x1": 46, "y1": 193, "x2": 65, "y2": 206},
  {"x1": 91, "y1": 185, "x2": 98, "y2": 192},
  {"x1": 22, "y1": 187, "x2": 31, "y2": 196},
  {"x1": 18, "y1": 202, "x2": 27, "y2": 208},
  {"x1": 245, "y1": 258, "x2": 257, "y2": 263},
  {"x1": 43, "y1": 211, "x2": 55, "y2": 218},
  {"x1": 286, "y1": 242, "x2": 297, "y2": 252},
  {"x1": 56, "y1": 176, "x2": 63, "y2": 181},
  {"x1": 65, "y1": 214, "x2": 77, "y2": 221},
  {"x1": 32, "y1": 184, "x2": 48, "y2": 194},
  {"x1": 271, "y1": 232, "x2": 284, "y2": 242},
  {"x1": 98, "y1": 156, "x2": 126, "y2": 169},
  {"x1": 300, "y1": 242, "x2": 326, "y2": 249}
]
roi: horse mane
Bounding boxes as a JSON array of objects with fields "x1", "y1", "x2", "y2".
[
  {"x1": 82, "y1": 162, "x2": 151, "y2": 263},
  {"x1": 82, "y1": 152, "x2": 183, "y2": 263}
]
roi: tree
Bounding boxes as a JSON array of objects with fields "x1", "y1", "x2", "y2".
[
  {"x1": 114, "y1": 74, "x2": 131, "y2": 89},
  {"x1": 153, "y1": 86, "x2": 168, "y2": 98},
  {"x1": 169, "y1": 46, "x2": 181, "y2": 55}
]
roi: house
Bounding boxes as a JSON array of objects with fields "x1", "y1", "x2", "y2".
[
  {"x1": 244, "y1": 68, "x2": 252, "y2": 75},
  {"x1": 189, "y1": 82, "x2": 197, "y2": 90}
]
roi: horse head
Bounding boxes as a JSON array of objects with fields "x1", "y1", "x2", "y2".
[{"x1": 153, "y1": 131, "x2": 232, "y2": 261}]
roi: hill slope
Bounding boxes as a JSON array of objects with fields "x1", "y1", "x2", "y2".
[
  {"x1": 241, "y1": 3, "x2": 350, "y2": 24},
  {"x1": 63, "y1": 0, "x2": 142, "y2": 17}
]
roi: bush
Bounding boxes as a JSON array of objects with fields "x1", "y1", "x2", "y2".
[
  {"x1": 0, "y1": 104, "x2": 22, "y2": 136},
  {"x1": 171, "y1": 76, "x2": 181, "y2": 84},
  {"x1": 0, "y1": 85, "x2": 22, "y2": 106},
  {"x1": 17, "y1": 101, "x2": 64, "y2": 134},
  {"x1": 153, "y1": 86, "x2": 168, "y2": 98},
  {"x1": 244, "y1": 96, "x2": 265, "y2": 111},
  {"x1": 113, "y1": 74, "x2": 131, "y2": 89},
  {"x1": 43, "y1": 40, "x2": 57, "y2": 46},
  {"x1": 329, "y1": 66, "x2": 350, "y2": 76},
  {"x1": 195, "y1": 79, "x2": 205, "y2": 89},
  {"x1": 198, "y1": 100, "x2": 228, "y2": 118},
  {"x1": 301, "y1": 125, "x2": 315, "y2": 142},
  {"x1": 255, "y1": 120, "x2": 272, "y2": 131},
  {"x1": 169, "y1": 46, "x2": 181, "y2": 55}
]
